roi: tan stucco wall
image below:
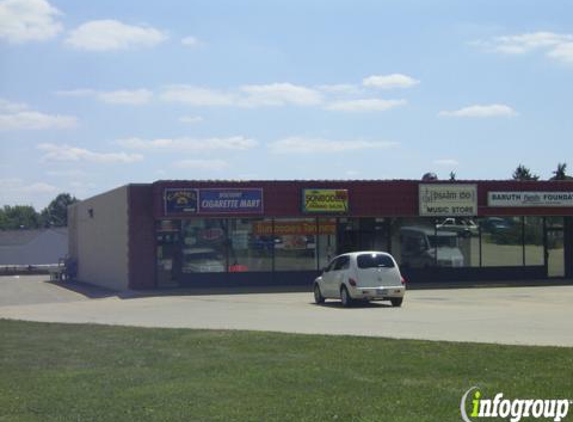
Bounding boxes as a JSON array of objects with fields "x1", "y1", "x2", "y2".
[{"x1": 68, "y1": 186, "x2": 129, "y2": 290}]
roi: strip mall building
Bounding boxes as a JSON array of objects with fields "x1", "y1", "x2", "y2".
[{"x1": 68, "y1": 180, "x2": 573, "y2": 290}]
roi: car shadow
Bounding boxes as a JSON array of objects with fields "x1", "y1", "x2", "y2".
[{"x1": 313, "y1": 301, "x2": 394, "y2": 309}]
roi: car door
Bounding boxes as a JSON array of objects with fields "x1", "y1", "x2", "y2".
[
  {"x1": 320, "y1": 258, "x2": 338, "y2": 297},
  {"x1": 330, "y1": 255, "x2": 350, "y2": 294}
]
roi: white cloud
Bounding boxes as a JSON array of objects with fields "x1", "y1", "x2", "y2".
[
  {"x1": 0, "y1": 98, "x2": 77, "y2": 130},
  {"x1": 38, "y1": 143, "x2": 143, "y2": 163},
  {"x1": 238, "y1": 83, "x2": 323, "y2": 107},
  {"x1": 173, "y1": 159, "x2": 228, "y2": 170},
  {"x1": 0, "y1": 178, "x2": 58, "y2": 193},
  {"x1": 46, "y1": 169, "x2": 86, "y2": 177},
  {"x1": 325, "y1": 98, "x2": 406, "y2": 112},
  {"x1": 438, "y1": 104, "x2": 517, "y2": 118},
  {"x1": 159, "y1": 85, "x2": 235, "y2": 106},
  {"x1": 21, "y1": 182, "x2": 58, "y2": 193},
  {"x1": 116, "y1": 136, "x2": 257, "y2": 151},
  {"x1": 0, "y1": 0, "x2": 62, "y2": 43},
  {"x1": 160, "y1": 83, "x2": 322, "y2": 108},
  {"x1": 181, "y1": 36, "x2": 200, "y2": 48},
  {"x1": 476, "y1": 32, "x2": 573, "y2": 64},
  {"x1": 97, "y1": 89, "x2": 152, "y2": 105},
  {"x1": 316, "y1": 84, "x2": 362, "y2": 94},
  {"x1": 179, "y1": 116, "x2": 204, "y2": 124},
  {"x1": 54, "y1": 89, "x2": 95, "y2": 97},
  {"x1": 547, "y1": 42, "x2": 573, "y2": 63},
  {"x1": 363, "y1": 74, "x2": 420, "y2": 89},
  {"x1": 0, "y1": 108, "x2": 77, "y2": 130},
  {"x1": 65, "y1": 19, "x2": 168, "y2": 51},
  {"x1": 0, "y1": 178, "x2": 59, "y2": 208},
  {"x1": 485, "y1": 32, "x2": 572, "y2": 54},
  {"x1": 0, "y1": 98, "x2": 28, "y2": 112},
  {"x1": 56, "y1": 88, "x2": 153, "y2": 105},
  {"x1": 269, "y1": 137, "x2": 399, "y2": 154},
  {"x1": 434, "y1": 159, "x2": 459, "y2": 167}
]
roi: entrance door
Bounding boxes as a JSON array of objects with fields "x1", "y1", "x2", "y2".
[
  {"x1": 337, "y1": 218, "x2": 390, "y2": 254},
  {"x1": 546, "y1": 228, "x2": 565, "y2": 278}
]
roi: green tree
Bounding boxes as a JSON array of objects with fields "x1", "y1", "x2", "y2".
[
  {"x1": 512, "y1": 164, "x2": 539, "y2": 181},
  {"x1": 0, "y1": 205, "x2": 41, "y2": 230},
  {"x1": 449, "y1": 171, "x2": 456, "y2": 181},
  {"x1": 40, "y1": 193, "x2": 78, "y2": 227},
  {"x1": 551, "y1": 163, "x2": 571, "y2": 180}
]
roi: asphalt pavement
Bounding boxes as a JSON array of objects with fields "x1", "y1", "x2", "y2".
[{"x1": 1, "y1": 275, "x2": 572, "y2": 347}]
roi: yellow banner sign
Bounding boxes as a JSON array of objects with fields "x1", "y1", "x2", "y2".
[
  {"x1": 253, "y1": 220, "x2": 336, "y2": 236},
  {"x1": 303, "y1": 189, "x2": 349, "y2": 213}
]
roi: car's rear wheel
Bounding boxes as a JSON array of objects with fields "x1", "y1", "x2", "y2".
[
  {"x1": 313, "y1": 284, "x2": 325, "y2": 304},
  {"x1": 340, "y1": 286, "x2": 353, "y2": 308},
  {"x1": 390, "y1": 297, "x2": 403, "y2": 307}
]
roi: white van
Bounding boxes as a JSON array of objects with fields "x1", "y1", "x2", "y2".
[{"x1": 399, "y1": 226, "x2": 464, "y2": 268}]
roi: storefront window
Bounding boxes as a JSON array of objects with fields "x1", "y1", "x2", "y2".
[
  {"x1": 230, "y1": 218, "x2": 273, "y2": 272},
  {"x1": 546, "y1": 217, "x2": 564, "y2": 229},
  {"x1": 156, "y1": 220, "x2": 180, "y2": 286},
  {"x1": 480, "y1": 217, "x2": 523, "y2": 266},
  {"x1": 317, "y1": 218, "x2": 337, "y2": 269},
  {"x1": 435, "y1": 217, "x2": 480, "y2": 268},
  {"x1": 359, "y1": 218, "x2": 390, "y2": 252},
  {"x1": 181, "y1": 219, "x2": 227, "y2": 273},
  {"x1": 337, "y1": 218, "x2": 360, "y2": 254},
  {"x1": 547, "y1": 217, "x2": 565, "y2": 277},
  {"x1": 524, "y1": 217, "x2": 544, "y2": 266},
  {"x1": 273, "y1": 218, "x2": 318, "y2": 271},
  {"x1": 391, "y1": 217, "x2": 437, "y2": 268}
]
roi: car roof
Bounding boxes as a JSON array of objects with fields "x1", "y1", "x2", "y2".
[{"x1": 334, "y1": 251, "x2": 393, "y2": 259}]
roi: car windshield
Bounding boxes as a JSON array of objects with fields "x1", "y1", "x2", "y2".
[{"x1": 357, "y1": 254, "x2": 395, "y2": 269}]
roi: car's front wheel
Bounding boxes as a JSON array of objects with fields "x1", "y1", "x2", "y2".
[
  {"x1": 390, "y1": 297, "x2": 403, "y2": 307},
  {"x1": 313, "y1": 283, "x2": 325, "y2": 304},
  {"x1": 340, "y1": 286, "x2": 353, "y2": 308}
]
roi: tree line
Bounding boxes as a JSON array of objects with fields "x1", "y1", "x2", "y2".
[
  {"x1": 445, "y1": 163, "x2": 571, "y2": 182},
  {"x1": 0, "y1": 193, "x2": 78, "y2": 231}
]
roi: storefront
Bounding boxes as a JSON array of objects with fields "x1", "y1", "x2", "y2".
[{"x1": 68, "y1": 180, "x2": 573, "y2": 290}]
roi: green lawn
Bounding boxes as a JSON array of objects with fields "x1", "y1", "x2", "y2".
[{"x1": 0, "y1": 320, "x2": 571, "y2": 422}]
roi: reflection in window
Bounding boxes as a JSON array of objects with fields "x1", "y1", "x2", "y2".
[
  {"x1": 338, "y1": 218, "x2": 360, "y2": 254},
  {"x1": 435, "y1": 217, "x2": 479, "y2": 268},
  {"x1": 546, "y1": 217, "x2": 564, "y2": 229},
  {"x1": 230, "y1": 218, "x2": 273, "y2": 272},
  {"x1": 524, "y1": 217, "x2": 544, "y2": 266},
  {"x1": 480, "y1": 217, "x2": 523, "y2": 266},
  {"x1": 273, "y1": 218, "x2": 317, "y2": 271},
  {"x1": 181, "y1": 219, "x2": 227, "y2": 273},
  {"x1": 391, "y1": 218, "x2": 436, "y2": 268},
  {"x1": 317, "y1": 218, "x2": 337, "y2": 269}
]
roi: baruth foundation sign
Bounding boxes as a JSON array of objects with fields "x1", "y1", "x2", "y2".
[{"x1": 488, "y1": 192, "x2": 573, "y2": 207}]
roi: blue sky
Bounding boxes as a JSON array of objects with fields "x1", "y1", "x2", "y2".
[{"x1": 1, "y1": 0, "x2": 572, "y2": 209}]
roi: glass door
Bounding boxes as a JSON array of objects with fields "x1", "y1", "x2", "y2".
[{"x1": 547, "y1": 229, "x2": 565, "y2": 278}]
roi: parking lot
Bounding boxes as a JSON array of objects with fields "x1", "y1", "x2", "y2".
[{"x1": 1, "y1": 275, "x2": 573, "y2": 347}]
